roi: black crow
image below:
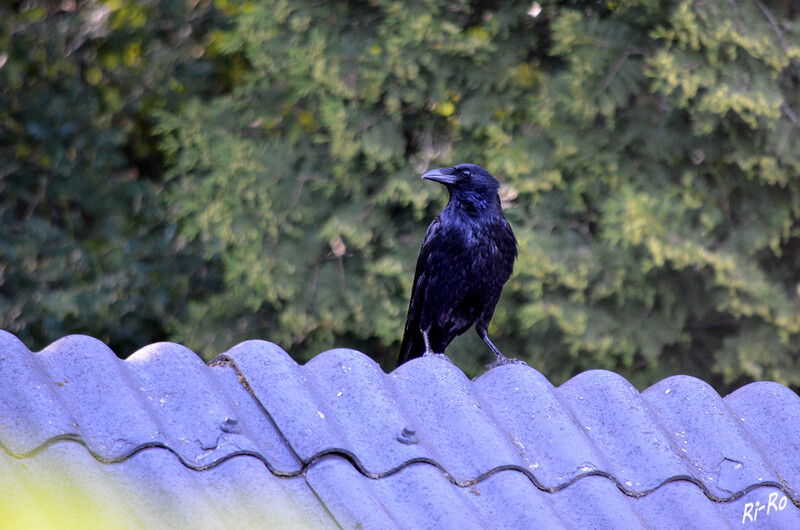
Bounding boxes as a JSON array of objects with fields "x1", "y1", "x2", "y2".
[{"x1": 398, "y1": 163, "x2": 520, "y2": 369}]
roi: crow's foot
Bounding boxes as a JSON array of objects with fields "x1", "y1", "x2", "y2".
[
  {"x1": 423, "y1": 351, "x2": 452, "y2": 362},
  {"x1": 485, "y1": 356, "x2": 526, "y2": 371}
]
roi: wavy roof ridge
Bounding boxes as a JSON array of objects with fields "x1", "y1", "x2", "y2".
[{"x1": 2, "y1": 330, "x2": 799, "y2": 527}]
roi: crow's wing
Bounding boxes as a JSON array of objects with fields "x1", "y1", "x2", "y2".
[{"x1": 397, "y1": 217, "x2": 442, "y2": 365}]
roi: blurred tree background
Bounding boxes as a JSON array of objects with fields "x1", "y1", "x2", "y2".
[{"x1": 2, "y1": 0, "x2": 799, "y2": 393}]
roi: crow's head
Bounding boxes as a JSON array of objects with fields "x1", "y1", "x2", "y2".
[{"x1": 422, "y1": 164, "x2": 501, "y2": 210}]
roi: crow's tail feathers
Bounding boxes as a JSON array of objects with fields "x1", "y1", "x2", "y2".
[{"x1": 397, "y1": 329, "x2": 426, "y2": 367}]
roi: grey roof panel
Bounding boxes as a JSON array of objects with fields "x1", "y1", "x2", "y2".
[
  {"x1": 2, "y1": 331, "x2": 800, "y2": 527},
  {"x1": 642, "y1": 375, "x2": 782, "y2": 498},
  {"x1": 34, "y1": 335, "x2": 162, "y2": 458},
  {"x1": 714, "y1": 486, "x2": 800, "y2": 528},
  {"x1": 306, "y1": 457, "x2": 558, "y2": 529},
  {"x1": 306, "y1": 457, "x2": 800, "y2": 529},
  {"x1": 207, "y1": 362, "x2": 302, "y2": 474},
  {"x1": 391, "y1": 357, "x2": 528, "y2": 482},
  {"x1": 0, "y1": 441, "x2": 336, "y2": 528},
  {"x1": 724, "y1": 381, "x2": 800, "y2": 497},
  {"x1": 0, "y1": 330, "x2": 74, "y2": 454},
  {"x1": 557, "y1": 369, "x2": 694, "y2": 492},
  {"x1": 209, "y1": 339, "x2": 800, "y2": 502},
  {"x1": 453, "y1": 468, "x2": 570, "y2": 528},
  {"x1": 212, "y1": 340, "x2": 349, "y2": 461},
  {"x1": 471, "y1": 364, "x2": 607, "y2": 487},
  {"x1": 300, "y1": 347, "x2": 431, "y2": 473},
  {"x1": 0, "y1": 333, "x2": 301, "y2": 474},
  {"x1": 219, "y1": 341, "x2": 521, "y2": 480},
  {"x1": 547, "y1": 474, "x2": 650, "y2": 529},
  {"x1": 631, "y1": 479, "x2": 730, "y2": 530},
  {"x1": 125, "y1": 341, "x2": 283, "y2": 470}
]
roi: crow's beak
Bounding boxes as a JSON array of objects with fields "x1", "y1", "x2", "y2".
[{"x1": 421, "y1": 167, "x2": 457, "y2": 185}]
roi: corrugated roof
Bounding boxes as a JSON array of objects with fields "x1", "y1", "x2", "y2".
[{"x1": 1, "y1": 329, "x2": 799, "y2": 528}]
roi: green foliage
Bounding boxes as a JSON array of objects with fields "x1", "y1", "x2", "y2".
[
  {"x1": 157, "y1": 0, "x2": 547, "y2": 361},
  {"x1": 159, "y1": 0, "x2": 800, "y2": 391},
  {"x1": 0, "y1": 0, "x2": 227, "y2": 354},
  {"x1": 4, "y1": 0, "x2": 800, "y2": 393}
]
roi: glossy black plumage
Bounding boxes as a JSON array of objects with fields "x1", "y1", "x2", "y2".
[{"x1": 398, "y1": 164, "x2": 518, "y2": 367}]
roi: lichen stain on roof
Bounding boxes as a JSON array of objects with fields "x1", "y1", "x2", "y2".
[{"x1": 1, "y1": 330, "x2": 799, "y2": 528}]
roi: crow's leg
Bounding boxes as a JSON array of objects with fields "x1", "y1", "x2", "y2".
[
  {"x1": 422, "y1": 329, "x2": 434, "y2": 354},
  {"x1": 421, "y1": 329, "x2": 451, "y2": 362},
  {"x1": 477, "y1": 327, "x2": 525, "y2": 370}
]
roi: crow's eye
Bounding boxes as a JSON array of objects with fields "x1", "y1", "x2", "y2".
[{"x1": 460, "y1": 169, "x2": 471, "y2": 178}]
